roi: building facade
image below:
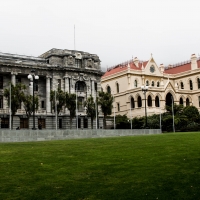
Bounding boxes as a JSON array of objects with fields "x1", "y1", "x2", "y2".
[
  {"x1": 101, "y1": 54, "x2": 200, "y2": 119},
  {"x1": 0, "y1": 48, "x2": 103, "y2": 129}
]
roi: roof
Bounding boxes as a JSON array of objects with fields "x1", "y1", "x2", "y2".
[
  {"x1": 164, "y1": 59, "x2": 200, "y2": 74},
  {"x1": 102, "y1": 60, "x2": 148, "y2": 78}
]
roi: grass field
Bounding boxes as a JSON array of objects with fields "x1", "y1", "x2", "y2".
[{"x1": 0, "y1": 132, "x2": 200, "y2": 200}]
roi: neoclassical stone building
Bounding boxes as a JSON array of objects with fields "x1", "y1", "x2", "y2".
[
  {"x1": 0, "y1": 48, "x2": 103, "y2": 129},
  {"x1": 101, "y1": 54, "x2": 200, "y2": 119}
]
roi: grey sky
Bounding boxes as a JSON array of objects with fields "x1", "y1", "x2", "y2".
[{"x1": 1, "y1": 0, "x2": 200, "y2": 70}]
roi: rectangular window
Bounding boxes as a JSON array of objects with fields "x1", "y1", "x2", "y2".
[
  {"x1": 41, "y1": 101, "x2": 45, "y2": 108},
  {"x1": 78, "y1": 97, "x2": 84, "y2": 111},
  {"x1": 34, "y1": 80, "x2": 38, "y2": 91},
  {"x1": 16, "y1": 77, "x2": 21, "y2": 84},
  {"x1": 1, "y1": 118, "x2": 9, "y2": 128},
  {"x1": 75, "y1": 59, "x2": 82, "y2": 68},
  {"x1": 199, "y1": 96, "x2": 200, "y2": 107},
  {"x1": 117, "y1": 103, "x2": 120, "y2": 111},
  {"x1": 59, "y1": 119, "x2": 62, "y2": 129},
  {"x1": 38, "y1": 119, "x2": 46, "y2": 129},
  {"x1": 0, "y1": 95, "x2": 3, "y2": 108},
  {"x1": 20, "y1": 118, "x2": 29, "y2": 129},
  {"x1": 84, "y1": 118, "x2": 88, "y2": 128},
  {"x1": 78, "y1": 118, "x2": 81, "y2": 128},
  {"x1": 0, "y1": 76, "x2": 3, "y2": 89}
]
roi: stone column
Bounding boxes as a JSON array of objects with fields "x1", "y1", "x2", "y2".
[
  {"x1": 64, "y1": 76, "x2": 69, "y2": 93},
  {"x1": 91, "y1": 79, "x2": 95, "y2": 100},
  {"x1": 11, "y1": 72, "x2": 17, "y2": 86},
  {"x1": 46, "y1": 76, "x2": 51, "y2": 113},
  {"x1": 86, "y1": 80, "x2": 91, "y2": 97},
  {"x1": 71, "y1": 77, "x2": 75, "y2": 94}
]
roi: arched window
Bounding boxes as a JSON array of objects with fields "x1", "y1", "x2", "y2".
[
  {"x1": 75, "y1": 81, "x2": 86, "y2": 91},
  {"x1": 134, "y1": 80, "x2": 137, "y2": 88},
  {"x1": 131, "y1": 97, "x2": 135, "y2": 108},
  {"x1": 198, "y1": 78, "x2": 200, "y2": 89},
  {"x1": 107, "y1": 86, "x2": 111, "y2": 94},
  {"x1": 147, "y1": 95, "x2": 152, "y2": 107},
  {"x1": 157, "y1": 81, "x2": 160, "y2": 87},
  {"x1": 137, "y1": 96, "x2": 142, "y2": 107},
  {"x1": 151, "y1": 81, "x2": 154, "y2": 86},
  {"x1": 116, "y1": 83, "x2": 119, "y2": 93},
  {"x1": 146, "y1": 80, "x2": 149, "y2": 86},
  {"x1": 181, "y1": 82, "x2": 184, "y2": 89},
  {"x1": 180, "y1": 97, "x2": 183, "y2": 105},
  {"x1": 155, "y1": 96, "x2": 160, "y2": 107},
  {"x1": 186, "y1": 98, "x2": 190, "y2": 106},
  {"x1": 190, "y1": 80, "x2": 193, "y2": 90}
]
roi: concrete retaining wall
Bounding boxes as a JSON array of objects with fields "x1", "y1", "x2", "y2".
[{"x1": 0, "y1": 129, "x2": 162, "y2": 143}]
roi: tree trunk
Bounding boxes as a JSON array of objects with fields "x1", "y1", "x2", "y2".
[
  {"x1": 103, "y1": 114, "x2": 107, "y2": 129},
  {"x1": 91, "y1": 118, "x2": 93, "y2": 129},
  {"x1": 70, "y1": 117, "x2": 72, "y2": 129}
]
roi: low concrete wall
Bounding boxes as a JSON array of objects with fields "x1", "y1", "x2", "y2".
[{"x1": 0, "y1": 129, "x2": 162, "y2": 143}]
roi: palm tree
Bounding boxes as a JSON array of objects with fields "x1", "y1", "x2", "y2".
[
  {"x1": 84, "y1": 95, "x2": 96, "y2": 129},
  {"x1": 4, "y1": 83, "x2": 26, "y2": 129},
  {"x1": 65, "y1": 92, "x2": 76, "y2": 129},
  {"x1": 98, "y1": 91, "x2": 113, "y2": 129}
]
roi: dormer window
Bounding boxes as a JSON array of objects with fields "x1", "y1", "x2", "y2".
[{"x1": 75, "y1": 59, "x2": 82, "y2": 68}]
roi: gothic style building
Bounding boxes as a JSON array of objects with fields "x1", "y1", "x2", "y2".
[
  {"x1": 101, "y1": 54, "x2": 200, "y2": 119},
  {"x1": 0, "y1": 48, "x2": 103, "y2": 129}
]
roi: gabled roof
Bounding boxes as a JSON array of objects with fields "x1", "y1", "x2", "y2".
[
  {"x1": 102, "y1": 60, "x2": 148, "y2": 78},
  {"x1": 164, "y1": 59, "x2": 200, "y2": 74}
]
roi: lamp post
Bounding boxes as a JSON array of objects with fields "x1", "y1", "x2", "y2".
[
  {"x1": 130, "y1": 96, "x2": 132, "y2": 129},
  {"x1": 141, "y1": 85, "x2": 148, "y2": 129},
  {"x1": 95, "y1": 92, "x2": 98, "y2": 129},
  {"x1": 9, "y1": 83, "x2": 11, "y2": 130},
  {"x1": 76, "y1": 85, "x2": 78, "y2": 130},
  {"x1": 171, "y1": 96, "x2": 175, "y2": 133},
  {"x1": 28, "y1": 70, "x2": 39, "y2": 130},
  {"x1": 112, "y1": 91, "x2": 115, "y2": 129}
]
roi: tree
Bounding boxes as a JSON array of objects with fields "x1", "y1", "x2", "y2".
[
  {"x1": 98, "y1": 91, "x2": 113, "y2": 129},
  {"x1": 4, "y1": 83, "x2": 26, "y2": 129},
  {"x1": 65, "y1": 92, "x2": 76, "y2": 129},
  {"x1": 23, "y1": 94, "x2": 39, "y2": 121},
  {"x1": 50, "y1": 88, "x2": 66, "y2": 114},
  {"x1": 115, "y1": 114, "x2": 130, "y2": 129},
  {"x1": 84, "y1": 95, "x2": 96, "y2": 129}
]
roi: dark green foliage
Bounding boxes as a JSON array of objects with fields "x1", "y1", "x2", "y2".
[
  {"x1": 23, "y1": 95, "x2": 39, "y2": 118},
  {"x1": 115, "y1": 114, "x2": 130, "y2": 129},
  {"x1": 50, "y1": 88, "x2": 66, "y2": 114},
  {"x1": 65, "y1": 92, "x2": 76, "y2": 129},
  {"x1": 84, "y1": 95, "x2": 96, "y2": 129},
  {"x1": 98, "y1": 91, "x2": 113, "y2": 129},
  {"x1": 132, "y1": 117, "x2": 144, "y2": 129},
  {"x1": 4, "y1": 83, "x2": 26, "y2": 129},
  {"x1": 1, "y1": 133, "x2": 200, "y2": 199},
  {"x1": 147, "y1": 114, "x2": 160, "y2": 129}
]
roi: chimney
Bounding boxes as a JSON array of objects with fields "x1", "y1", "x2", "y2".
[
  {"x1": 191, "y1": 54, "x2": 197, "y2": 70},
  {"x1": 159, "y1": 63, "x2": 165, "y2": 73},
  {"x1": 133, "y1": 57, "x2": 139, "y2": 68}
]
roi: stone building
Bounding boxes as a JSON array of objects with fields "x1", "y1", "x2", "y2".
[
  {"x1": 101, "y1": 54, "x2": 200, "y2": 119},
  {"x1": 0, "y1": 48, "x2": 103, "y2": 129}
]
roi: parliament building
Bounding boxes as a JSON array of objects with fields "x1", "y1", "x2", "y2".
[
  {"x1": 0, "y1": 48, "x2": 103, "y2": 129},
  {"x1": 101, "y1": 54, "x2": 200, "y2": 119}
]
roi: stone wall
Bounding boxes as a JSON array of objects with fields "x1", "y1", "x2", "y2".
[{"x1": 0, "y1": 129, "x2": 161, "y2": 142}]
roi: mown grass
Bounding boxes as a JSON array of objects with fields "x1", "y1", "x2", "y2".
[{"x1": 0, "y1": 132, "x2": 200, "y2": 200}]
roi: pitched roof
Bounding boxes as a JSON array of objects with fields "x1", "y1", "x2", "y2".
[
  {"x1": 164, "y1": 59, "x2": 200, "y2": 74},
  {"x1": 102, "y1": 60, "x2": 148, "y2": 78}
]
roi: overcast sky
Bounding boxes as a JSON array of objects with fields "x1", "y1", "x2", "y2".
[{"x1": 1, "y1": 0, "x2": 200, "y2": 70}]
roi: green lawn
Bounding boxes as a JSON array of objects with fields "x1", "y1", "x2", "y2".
[{"x1": 0, "y1": 132, "x2": 200, "y2": 200}]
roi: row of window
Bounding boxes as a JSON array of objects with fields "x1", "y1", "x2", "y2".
[
  {"x1": 0, "y1": 117, "x2": 90, "y2": 129},
  {"x1": 114, "y1": 96, "x2": 193, "y2": 112},
  {"x1": 107, "y1": 77, "x2": 200, "y2": 94}
]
